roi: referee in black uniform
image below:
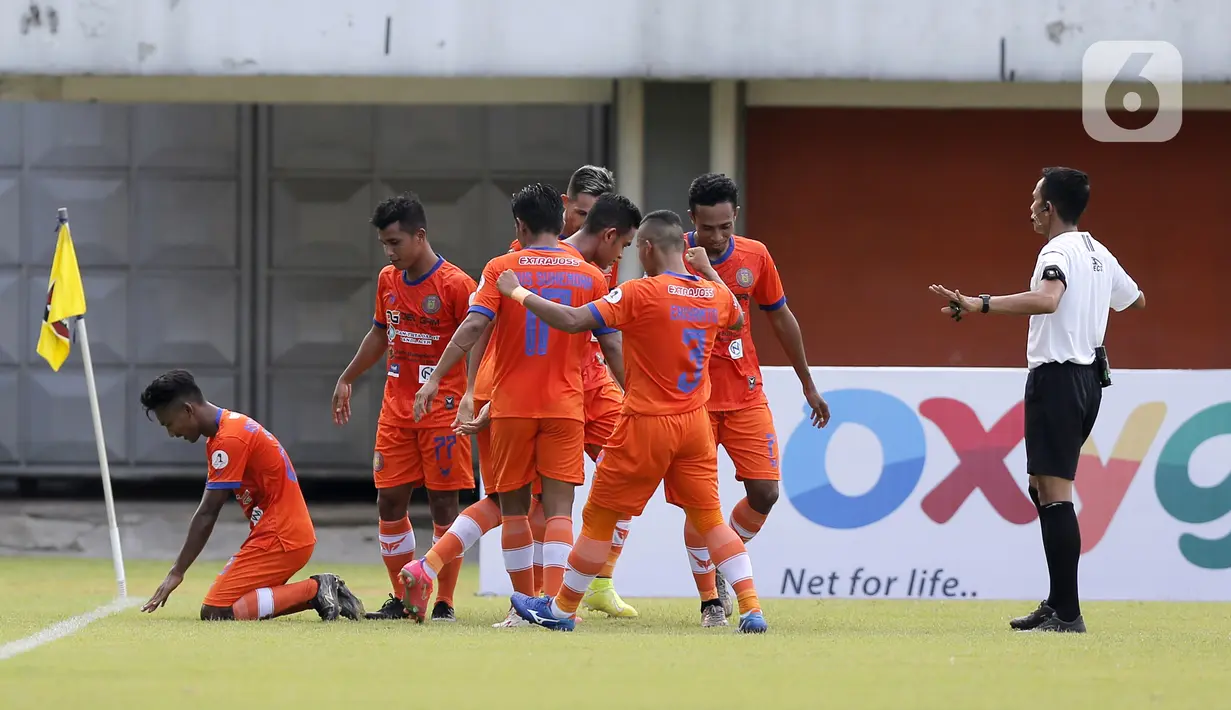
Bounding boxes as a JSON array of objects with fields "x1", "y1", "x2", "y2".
[{"x1": 929, "y1": 167, "x2": 1145, "y2": 633}]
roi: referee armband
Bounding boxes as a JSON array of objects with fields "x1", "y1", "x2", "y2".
[{"x1": 1041, "y1": 265, "x2": 1066, "y2": 286}]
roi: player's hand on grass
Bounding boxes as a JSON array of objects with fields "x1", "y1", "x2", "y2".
[
  {"x1": 454, "y1": 401, "x2": 491, "y2": 435},
  {"x1": 804, "y1": 384, "x2": 830, "y2": 428},
  {"x1": 414, "y1": 378, "x2": 440, "y2": 422},
  {"x1": 331, "y1": 379, "x2": 352, "y2": 426},
  {"x1": 929, "y1": 284, "x2": 980, "y2": 315},
  {"x1": 142, "y1": 570, "x2": 183, "y2": 613},
  {"x1": 496, "y1": 270, "x2": 522, "y2": 297}
]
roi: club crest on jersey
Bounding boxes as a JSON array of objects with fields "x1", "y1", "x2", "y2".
[
  {"x1": 735, "y1": 267, "x2": 755, "y2": 288},
  {"x1": 444, "y1": 395, "x2": 455, "y2": 410},
  {"x1": 373, "y1": 451, "x2": 384, "y2": 472},
  {"x1": 422, "y1": 294, "x2": 441, "y2": 314}
]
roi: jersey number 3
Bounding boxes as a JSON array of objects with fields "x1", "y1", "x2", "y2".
[
  {"x1": 677, "y1": 328, "x2": 706, "y2": 393},
  {"x1": 524, "y1": 287, "x2": 572, "y2": 356}
]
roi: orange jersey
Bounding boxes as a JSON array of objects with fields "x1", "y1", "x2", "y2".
[
  {"x1": 589, "y1": 271, "x2": 742, "y2": 416},
  {"x1": 205, "y1": 409, "x2": 316, "y2": 550},
  {"x1": 684, "y1": 234, "x2": 786, "y2": 411},
  {"x1": 505, "y1": 236, "x2": 619, "y2": 392},
  {"x1": 373, "y1": 257, "x2": 476, "y2": 428},
  {"x1": 470, "y1": 245, "x2": 612, "y2": 421}
]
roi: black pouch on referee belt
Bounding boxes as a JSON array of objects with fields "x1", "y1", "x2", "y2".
[{"x1": 1094, "y1": 346, "x2": 1112, "y2": 388}]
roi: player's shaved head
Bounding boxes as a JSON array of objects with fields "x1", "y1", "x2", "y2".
[{"x1": 637, "y1": 210, "x2": 686, "y2": 252}]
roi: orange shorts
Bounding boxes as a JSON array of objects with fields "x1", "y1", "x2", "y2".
[
  {"x1": 583, "y1": 380, "x2": 623, "y2": 446},
  {"x1": 590, "y1": 406, "x2": 720, "y2": 516},
  {"x1": 711, "y1": 403, "x2": 781, "y2": 481},
  {"x1": 203, "y1": 537, "x2": 314, "y2": 607},
  {"x1": 490, "y1": 417, "x2": 585, "y2": 493},
  {"x1": 373, "y1": 422, "x2": 475, "y2": 491}
]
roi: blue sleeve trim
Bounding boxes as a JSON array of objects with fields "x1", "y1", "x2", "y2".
[
  {"x1": 759, "y1": 296, "x2": 787, "y2": 311},
  {"x1": 592, "y1": 327, "x2": 617, "y2": 337},
  {"x1": 372, "y1": 318, "x2": 387, "y2": 329},
  {"x1": 205, "y1": 481, "x2": 242, "y2": 490},
  {"x1": 467, "y1": 305, "x2": 496, "y2": 320},
  {"x1": 587, "y1": 303, "x2": 609, "y2": 330}
]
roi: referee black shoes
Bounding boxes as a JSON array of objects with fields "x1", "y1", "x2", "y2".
[
  {"x1": 1028, "y1": 613, "x2": 1087, "y2": 634},
  {"x1": 1009, "y1": 600, "x2": 1055, "y2": 630}
]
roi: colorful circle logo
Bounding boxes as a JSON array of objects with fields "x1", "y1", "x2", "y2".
[{"x1": 782, "y1": 389, "x2": 927, "y2": 529}]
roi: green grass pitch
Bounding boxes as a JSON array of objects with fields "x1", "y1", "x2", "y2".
[{"x1": 2, "y1": 557, "x2": 1229, "y2": 709}]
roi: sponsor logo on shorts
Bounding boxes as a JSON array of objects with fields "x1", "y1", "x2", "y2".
[
  {"x1": 422, "y1": 294, "x2": 441, "y2": 314},
  {"x1": 735, "y1": 267, "x2": 755, "y2": 288},
  {"x1": 373, "y1": 451, "x2": 384, "y2": 472}
]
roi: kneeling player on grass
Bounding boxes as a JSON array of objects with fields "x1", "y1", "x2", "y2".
[
  {"x1": 499, "y1": 210, "x2": 769, "y2": 633},
  {"x1": 139, "y1": 370, "x2": 365, "y2": 622}
]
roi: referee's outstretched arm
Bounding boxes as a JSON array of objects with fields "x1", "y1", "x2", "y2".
[{"x1": 924, "y1": 166, "x2": 1147, "y2": 636}]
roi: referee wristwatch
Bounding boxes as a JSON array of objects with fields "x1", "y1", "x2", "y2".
[{"x1": 979, "y1": 294, "x2": 990, "y2": 313}]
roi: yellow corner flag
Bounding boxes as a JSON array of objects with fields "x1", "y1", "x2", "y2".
[{"x1": 36, "y1": 220, "x2": 88, "y2": 371}]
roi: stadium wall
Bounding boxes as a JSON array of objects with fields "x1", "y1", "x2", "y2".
[{"x1": 740, "y1": 81, "x2": 1231, "y2": 370}]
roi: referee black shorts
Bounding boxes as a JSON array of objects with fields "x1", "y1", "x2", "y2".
[{"x1": 1024, "y1": 361, "x2": 1102, "y2": 481}]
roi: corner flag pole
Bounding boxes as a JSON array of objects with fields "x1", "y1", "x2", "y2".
[{"x1": 58, "y1": 207, "x2": 128, "y2": 598}]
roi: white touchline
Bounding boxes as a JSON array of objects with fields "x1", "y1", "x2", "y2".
[{"x1": 0, "y1": 597, "x2": 140, "y2": 662}]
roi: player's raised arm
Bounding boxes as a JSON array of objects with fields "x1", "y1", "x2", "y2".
[
  {"x1": 685, "y1": 247, "x2": 744, "y2": 331},
  {"x1": 496, "y1": 270, "x2": 606, "y2": 334}
]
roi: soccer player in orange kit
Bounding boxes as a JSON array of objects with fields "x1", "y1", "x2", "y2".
[
  {"x1": 682, "y1": 173, "x2": 831, "y2": 626},
  {"x1": 139, "y1": 370, "x2": 365, "y2": 622},
  {"x1": 502, "y1": 209, "x2": 769, "y2": 633},
  {"x1": 332, "y1": 193, "x2": 477, "y2": 623},
  {"x1": 398, "y1": 183, "x2": 632, "y2": 624},
  {"x1": 469, "y1": 167, "x2": 638, "y2": 620}
]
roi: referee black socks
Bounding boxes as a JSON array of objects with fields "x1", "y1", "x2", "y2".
[{"x1": 1039, "y1": 501, "x2": 1082, "y2": 622}]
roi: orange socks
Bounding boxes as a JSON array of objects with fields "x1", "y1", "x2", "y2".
[
  {"x1": 502, "y1": 515, "x2": 536, "y2": 595},
  {"x1": 529, "y1": 498, "x2": 547, "y2": 595},
  {"x1": 683, "y1": 517, "x2": 719, "y2": 601},
  {"x1": 425, "y1": 497, "x2": 502, "y2": 579},
  {"x1": 598, "y1": 517, "x2": 631, "y2": 578},
  {"x1": 550, "y1": 502, "x2": 618, "y2": 618},
  {"x1": 378, "y1": 517, "x2": 417, "y2": 597},
  {"x1": 232, "y1": 578, "x2": 319, "y2": 620},
  {"x1": 729, "y1": 498, "x2": 768, "y2": 543},
  {"x1": 542, "y1": 516, "x2": 574, "y2": 597},
  {"x1": 687, "y1": 507, "x2": 761, "y2": 615},
  {"x1": 433, "y1": 523, "x2": 463, "y2": 607}
]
